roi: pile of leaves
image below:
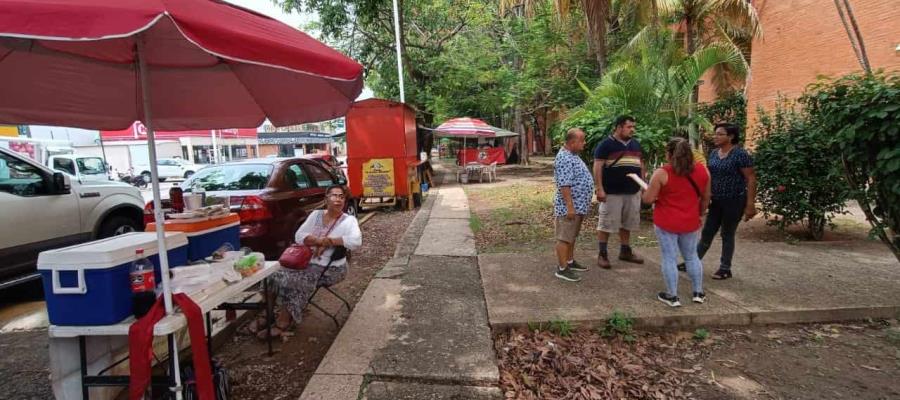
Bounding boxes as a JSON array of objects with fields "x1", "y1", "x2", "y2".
[{"x1": 496, "y1": 328, "x2": 705, "y2": 400}]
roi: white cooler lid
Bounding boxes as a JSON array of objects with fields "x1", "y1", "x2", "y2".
[{"x1": 38, "y1": 232, "x2": 189, "y2": 270}]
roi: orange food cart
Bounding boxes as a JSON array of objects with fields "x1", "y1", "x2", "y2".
[{"x1": 346, "y1": 98, "x2": 422, "y2": 210}]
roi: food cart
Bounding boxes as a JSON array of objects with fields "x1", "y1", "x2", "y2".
[{"x1": 346, "y1": 99, "x2": 423, "y2": 210}]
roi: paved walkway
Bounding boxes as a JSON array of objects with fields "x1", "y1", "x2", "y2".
[
  {"x1": 481, "y1": 229, "x2": 900, "y2": 329},
  {"x1": 301, "y1": 162, "x2": 900, "y2": 399},
  {"x1": 300, "y1": 166, "x2": 501, "y2": 399}
]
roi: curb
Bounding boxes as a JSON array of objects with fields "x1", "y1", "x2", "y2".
[{"x1": 489, "y1": 305, "x2": 900, "y2": 331}]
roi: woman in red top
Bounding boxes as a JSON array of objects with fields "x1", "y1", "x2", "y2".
[{"x1": 641, "y1": 138, "x2": 711, "y2": 307}]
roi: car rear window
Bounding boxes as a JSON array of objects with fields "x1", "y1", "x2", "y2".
[{"x1": 186, "y1": 164, "x2": 272, "y2": 191}]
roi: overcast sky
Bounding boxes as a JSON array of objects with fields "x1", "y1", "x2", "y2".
[{"x1": 30, "y1": 1, "x2": 370, "y2": 144}]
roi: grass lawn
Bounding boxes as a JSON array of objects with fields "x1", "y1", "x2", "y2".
[{"x1": 465, "y1": 181, "x2": 658, "y2": 254}]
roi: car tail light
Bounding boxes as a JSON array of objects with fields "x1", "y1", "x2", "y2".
[
  {"x1": 143, "y1": 201, "x2": 155, "y2": 225},
  {"x1": 239, "y1": 195, "x2": 272, "y2": 222}
]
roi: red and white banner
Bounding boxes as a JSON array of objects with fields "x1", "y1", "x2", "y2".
[
  {"x1": 100, "y1": 122, "x2": 257, "y2": 141},
  {"x1": 456, "y1": 148, "x2": 506, "y2": 165}
]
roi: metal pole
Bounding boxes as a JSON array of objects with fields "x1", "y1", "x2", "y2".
[
  {"x1": 97, "y1": 134, "x2": 109, "y2": 176},
  {"x1": 136, "y1": 36, "x2": 183, "y2": 399},
  {"x1": 211, "y1": 130, "x2": 219, "y2": 164},
  {"x1": 391, "y1": 0, "x2": 406, "y2": 103}
]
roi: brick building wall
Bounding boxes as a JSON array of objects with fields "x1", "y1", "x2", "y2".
[{"x1": 741, "y1": 0, "x2": 900, "y2": 143}]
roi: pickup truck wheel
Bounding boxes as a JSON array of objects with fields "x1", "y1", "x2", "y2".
[
  {"x1": 141, "y1": 171, "x2": 151, "y2": 182},
  {"x1": 98, "y1": 216, "x2": 140, "y2": 238}
]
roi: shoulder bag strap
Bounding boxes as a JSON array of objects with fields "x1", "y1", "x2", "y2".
[
  {"x1": 605, "y1": 152, "x2": 626, "y2": 169},
  {"x1": 685, "y1": 174, "x2": 703, "y2": 215}
]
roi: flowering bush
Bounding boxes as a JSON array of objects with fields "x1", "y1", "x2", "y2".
[
  {"x1": 753, "y1": 99, "x2": 849, "y2": 240},
  {"x1": 802, "y1": 71, "x2": 900, "y2": 261}
]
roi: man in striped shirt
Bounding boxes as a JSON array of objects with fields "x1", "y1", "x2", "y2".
[{"x1": 593, "y1": 115, "x2": 646, "y2": 269}]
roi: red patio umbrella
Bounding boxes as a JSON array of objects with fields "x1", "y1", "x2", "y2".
[
  {"x1": 434, "y1": 117, "x2": 497, "y2": 164},
  {"x1": 0, "y1": 0, "x2": 363, "y2": 395}
]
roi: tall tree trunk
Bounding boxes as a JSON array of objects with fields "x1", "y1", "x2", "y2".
[
  {"x1": 834, "y1": 0, "x2": 872, "y2": 73},
  {"x1": 582, "y1": 0, "x2": 610, "y2": 76},
  {"x1": 685, "y1": 8, "x2": 700, "y2": 148}
]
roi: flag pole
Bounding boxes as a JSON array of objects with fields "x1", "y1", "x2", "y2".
[{"x1": 391, "y1": 0, "x2": 406, "y2": 103}]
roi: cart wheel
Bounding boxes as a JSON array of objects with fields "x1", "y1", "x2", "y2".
[{"x1": 395, "y1": 198, "x2": 408, "y2": 211}]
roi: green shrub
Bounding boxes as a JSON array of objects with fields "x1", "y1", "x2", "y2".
[
  {"x1": 693, "y1": 328, "x2": 710, "y2": 341},
  {"x1": 600, "y1": 311, "x2": 636, "y2": 342},
  {"x1": 753, "y1": 98, "x2": 849, "y2": 240},
  {"x1": 802, "y1": 71, "x2": 900, "y2": 261},
  {"x1": 548, "y1": 319, "x2": 575, "y2": 337}
]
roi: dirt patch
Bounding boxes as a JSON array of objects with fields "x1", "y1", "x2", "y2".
[
  {"x1": 496, "y1": 320, "x2": 900, "y2": 400},
  {"x1": 216, "y1": 208, "x2": 417, "y2": 400},
  {"x1": 465, "y1": 166, "x2": 656, "y2": 254},
  {"x1": 0, "y1": 329, "x2": 52, "y2": 399}
]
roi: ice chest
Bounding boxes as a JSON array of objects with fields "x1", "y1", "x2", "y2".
[
  {"x1": 37, "y1": 232, "x2": 189, "y2": 326},
  {"x1": 146, "y1": 213, "x2": 240, "y2": 262}
]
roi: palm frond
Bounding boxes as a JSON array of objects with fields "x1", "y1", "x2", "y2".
[{"x1": 705, "y1": 0, "x2": 762, "y2": 39}]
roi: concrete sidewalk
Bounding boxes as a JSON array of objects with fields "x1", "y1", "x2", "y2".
[
  {"x1": 481, "y1": 239, "x2": 900, "y2": 329},
  {"x1": 301, "y1": 166, "x2": 501, "y2": 399}
]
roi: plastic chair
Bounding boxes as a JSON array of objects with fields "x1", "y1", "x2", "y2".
[
  {"x1": 306, "y1": 246, "x2": 353, "y2": 327},
  {"x1": 481, "y1": 162, "x2": 497, "y2": 183}
]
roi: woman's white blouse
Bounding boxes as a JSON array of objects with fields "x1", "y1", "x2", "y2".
[{"x1": 294, "y1": 210, "x2": 362, "y2": 267}]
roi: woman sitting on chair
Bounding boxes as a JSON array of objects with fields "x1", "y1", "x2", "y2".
[{"x1": 263, "y1": 184, "x2": 362, "y2": 338}]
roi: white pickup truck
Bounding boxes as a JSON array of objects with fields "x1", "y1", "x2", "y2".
[
  {"x1": 47, "y1": 154, "x2": 113, "y2": 182},
  {"x1": 0, "y1": 147, "x2": 145, "y2": 289}
]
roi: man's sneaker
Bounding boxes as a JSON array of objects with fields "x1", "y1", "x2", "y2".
[
  {"x1": 657, "y1": 292, "x2": 681, "y2": 307},
  {"x1": 555, "y1": 267, "x2": 582, "y2": 282},
  {"x1": 692, "y1": 292, "x2": 707, "y2": 304},
  {"x1": 597, "y1": 253, "x2": 612, "y2": 269},
  {"x1": 619, "y1": 248, "x2": 645, "y2": 264},
  {"x1": 568, "y1": 260, "x2": 588, "y2": 272}
]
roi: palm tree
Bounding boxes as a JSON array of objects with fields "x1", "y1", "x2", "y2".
[
  {"x1": 500, "y1": 0, "x2": 612, "y2": 75},
  {"x1": 574, "y1": 28, "x2": 747, "y2": 161},
  {"x1": 657, "y1": 0, "x2": 761, "y2": 95}
]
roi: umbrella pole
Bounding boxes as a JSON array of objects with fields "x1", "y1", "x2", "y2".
[{"x1": 137, "y1": 37, "x2": 184, "y2": 399}]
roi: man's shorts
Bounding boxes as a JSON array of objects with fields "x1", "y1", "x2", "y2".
[
  {"x1": 555, "y1": 214, "x2": 584, "y2": 244},
  {"x1": 597, "y1": 193, "x2": 641, "y2": 232}
]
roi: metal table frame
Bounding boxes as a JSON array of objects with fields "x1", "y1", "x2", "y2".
[{"x1": 49, "y1": 262, "x2": 281, "y2": 399}]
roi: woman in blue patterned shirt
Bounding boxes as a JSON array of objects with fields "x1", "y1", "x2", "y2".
[{"x1": 683, "y1": 123, "x2": 757, "y2": 279}]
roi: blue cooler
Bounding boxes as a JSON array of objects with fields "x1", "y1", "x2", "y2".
[
  {"x1": 37, "y1": 232, "x2": 189, "y2": 326},
  {"x1": 147, "y1": 213, "x2": 241, "y2": 262}
]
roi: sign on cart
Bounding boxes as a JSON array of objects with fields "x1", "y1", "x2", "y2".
[{"x1": 362, "y1": 158, "x2": 395, "y2": 197}]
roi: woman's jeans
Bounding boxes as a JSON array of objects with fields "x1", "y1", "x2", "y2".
[
  {"x1": 698, "y1": 196, "x2": 745, "y2": 271},
  {"x1": 654, "y1": 225, "x2": 703, "y2": 297}
]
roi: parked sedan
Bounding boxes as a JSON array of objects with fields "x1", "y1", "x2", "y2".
[
  {"x1": 145, "y1": 157, "x2": 353, "y2": 258},
  {"x1": 135, "y1": 157, "x2": 201, "y2": 182}
]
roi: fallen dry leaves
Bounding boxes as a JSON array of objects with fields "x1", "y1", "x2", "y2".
[{"x1": 496, "y1": 328, "x2": 704, "y2": 400}]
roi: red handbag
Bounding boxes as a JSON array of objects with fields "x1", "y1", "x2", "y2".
[{"x1": 279, "y1": 213, "x2": 342, "y2": 270}]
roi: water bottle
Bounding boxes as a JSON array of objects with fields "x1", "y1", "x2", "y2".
[{"x1": 130, "y1": 248, "x2": 157, "y2": 318}]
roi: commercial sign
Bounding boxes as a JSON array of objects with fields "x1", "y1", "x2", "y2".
[
  {"x1": 362, "y1": 158, "x2": 395, "y2": 197},
  {"x1": 100, "y1": 122, "x2": 257, "y2": 141}
]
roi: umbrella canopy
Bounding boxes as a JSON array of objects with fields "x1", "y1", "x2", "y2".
[
  {"x1": 0, "y1": 2, "x2": 364, "y2": 395},
  {"x1": 0, "y1": 0, "x2": 364, "y2": 130},
  {"x1": 489, "y1": 126, "x2": 519, "y2": 138},
  {"x1": 434, "y1": 117, "x2": 496, "y2": 138}
]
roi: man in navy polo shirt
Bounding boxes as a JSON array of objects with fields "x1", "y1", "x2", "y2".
[{"x1": 593, "y1": 115, "x2": 646, "y2": 269}]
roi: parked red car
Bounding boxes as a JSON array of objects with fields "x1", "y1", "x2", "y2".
[
  {"x1": 145, "y1": 157, "x2": 356, "y2": 258},
  {"x1": 301, "y1": 154, "x2": 356, "y2": 214}
]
